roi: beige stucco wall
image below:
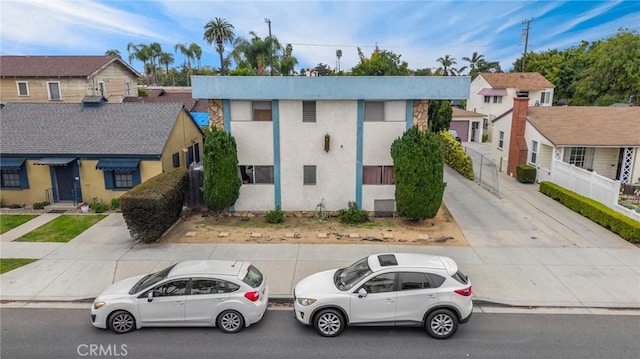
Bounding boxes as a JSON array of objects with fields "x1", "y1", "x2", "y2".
[
  {"x1": 0, "y1": 62, "x2": 138, "y2": 103},
  {"x1": 161, "y1": 110, "x2": 205, "y2": 171}
]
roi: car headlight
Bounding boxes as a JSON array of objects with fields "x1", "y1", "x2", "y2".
[
  {"x1": 93, "y1": 301, "x2": 105, "y2": 310},
  {"x1": 296, "y1": 298, "x2": 317, "y2": 306}
]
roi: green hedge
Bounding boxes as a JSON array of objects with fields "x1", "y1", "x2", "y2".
[
  {"x1": 439, "y1": 131, "x2": 474, "y2": 180},
  {"x1": 539, "y1": 181, "x2": 640, "y2": 242},
  {"x1": 120, "y1": 168, "x2": 188, "y2": 243},
  {"x1": 516, "y1": 164, "x2": 536, "y2": 183}
]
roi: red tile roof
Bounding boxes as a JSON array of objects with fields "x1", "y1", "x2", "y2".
[
  {"x1": 480, "y1": 72, "x2": 555, "y2": 90},
  {"x1": 0, "y1": 55, "x2": 139, "y2": 78}
]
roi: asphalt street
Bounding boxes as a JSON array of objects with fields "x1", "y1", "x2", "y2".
[{"x1": 1, "y1": 308, "x2": 639, "y2": 359}]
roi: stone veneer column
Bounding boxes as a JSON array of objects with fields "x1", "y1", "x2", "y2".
[
  {"x1": 412, "y1": 100, "x2": 429, "y2": 132},
  {"x1": 208, "y1": 99, "x2": 224, "y2": 130}
]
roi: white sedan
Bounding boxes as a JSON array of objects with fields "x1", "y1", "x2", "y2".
[{"x1": 91, "y1": 260, "x2": 268, "y2": 334}]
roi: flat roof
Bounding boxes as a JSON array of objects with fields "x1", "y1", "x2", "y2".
[{"x1": 192, "y1": 76, "x2": 471, "y2": 100}]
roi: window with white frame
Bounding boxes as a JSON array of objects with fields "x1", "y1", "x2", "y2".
[
  {"x1": 239, "y1": 165, "x2": 274, "y2": 184},
  {"x1": 125, "y1": 82, "x2": 132, "y2": 96},
  {"x1": 303, "y1": 165, "x2": 316, "y2": 185},
  {"x1": 302, "y1": 101, "x2": 316, "y2": 122},
  {"x1": 483, "y1": 96, "x2": 490, "y2": 103},
  {"x1": 252, "y1": 101, "x2": 272, "y2": 121},
  {"x1": 47, "y1": 81, "x2": 61, "y2": 100},
  {"x1": 498, "y1": 131, "x2": 504, "y2": 149},
  {"x1": 364, "y1": 101, "x2": 384, "y2": 122},
  {"x1": 540, "y1": 92, "x2": 550, "y2": 104},
  {"x1": 16, "y1": 81, "x2": 29, "y2": 96},
  {"x1": 363, "y1": 166, "x2": 395, "y2": 185},
  {"x1": 493, "y1": 96, "x2": 502, "y2": 104},
  {"x1": 531, "y1": 141, "x2": 538, "y2": 163},
  {"x1": 563, "y1": 147, "x2": 595, "y2": 170}
]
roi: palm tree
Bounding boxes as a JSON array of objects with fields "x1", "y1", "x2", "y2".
[
  {"x1": 279, "y1": 44, "x2": 298, "y2": 76},
  {"x1": 232, "y1": 31, "x2": 281, "y2": 75},
  {"x1": 105, "y1": 49, "x2": 121, "y2": 59},
  {"x1": 174, "y1": 43, "x2": 195, "y2": 85},
  {"x1": 127, "y1": 43, "x2": 152, "y2": 84},
  {"x1": 189, "y1": 43, "x2": 203, "y2": 69},
  {"x1": 462, "y1": 52, "x2": 484, "y2": 72},
  {"x1": 203, "y1": 18, "x2": 235, "y2": 76},
  {"x1": 436, "y1": 55, "x2": 457, "y2": 76}
]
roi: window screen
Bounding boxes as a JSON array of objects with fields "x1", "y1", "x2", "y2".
[
  {"x1": 17, "y1": 82, "x2": 28, "y2": 96},
  {"x1": 302, "y1": 101, "x2": 316, "y2": 122},
  {"x1": 303, "y1": 165, "x2": 316, "y2": 185},
  {"x1": 364, "y1": 101, "x2": 384, "y2": 121}
]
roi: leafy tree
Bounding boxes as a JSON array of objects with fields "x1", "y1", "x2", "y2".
[
  {"x1": 105, "y1": 49, "x2": 121, "y2": 59},
  {"x1": 351, "y1": 46, "x2": 410, "y2": 76},
  {"x1": 158, "y1": 52, "x2": 175, "y2": 85},
  {"x1": 278, "y1": 44, "x2": 298, "y2": 76},
  {"x1": 414, "y1": 67, "x2": 434, "y2": 76},
  {"x1": 391, "y1": 127, "x2": 445, "y2": 220},
  {"x1": 232, "y1": 31, "x2": 282, "y2": 75},
  {"x1": 427, "y1": 100, "x2": 453, "y2": 133},
  {"x1": 313, "y1": 63, "x2": 333, "y2": 76},
  {"x1": 203, "y1": 18, "x2": 235, "y2": 76},
  {"x1": 203, "y1": 127, "x2": 241, "y2": 215}
]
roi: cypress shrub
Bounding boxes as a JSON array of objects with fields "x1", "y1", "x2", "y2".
[{"x1": 203, "y1": 127, "x2": 241, "y2": 215}]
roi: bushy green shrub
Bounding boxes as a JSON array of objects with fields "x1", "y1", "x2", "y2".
[
  {"x1": 338, "y1": 202, "x2": 369, "y2": 224},
  {"x1": 482, "y1": 134, "x2": 488, "y2": 143},
  {"x1": 89, "y1": 201, "x2": 108, "y2": 213},
  {"x1": 539, "y1": 181, "x2": 640, "y2": 242},
  {"x1": 439, "y1": 130, "x2": 474, "y2": 180},
  {"x1": 32, "y1": 201, "x2": 50, "y2": 210},
  {"x1": 110, "y1": 198, "x2": 121, "y2": 210},
  {"x1": 516, "y1": 164, "x2": 536, "y2": 183},
  {"x1": 121, "y1": 168, "x2": 188, "y2": 243},
  {"x1": 265, "y1": 206, "x2": 285, "y2": 224}
]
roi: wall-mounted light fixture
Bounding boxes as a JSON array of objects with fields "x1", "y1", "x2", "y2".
[{"x1": 324, "y1": 134, "x2": 331, "y2": 152}]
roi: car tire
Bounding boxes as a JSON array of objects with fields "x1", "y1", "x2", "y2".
[
  {"x1": 426, "y1": 309, "x2": 458, "y2": 339},
  {"x1": 217, "y1": 310, "x2": 245, "y2": 334},
  {"x1": 108, "y1": 310, "x2": 136, "y2": 334},
  {"x1": 313, "y1": 309, "x2": 345, "y2": 337}
]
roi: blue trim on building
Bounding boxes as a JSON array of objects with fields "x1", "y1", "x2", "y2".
[
  {"x1": 272, "y1": 100, "x2": 281, "y2": 208},
  {"x1": 406, "y1": 100, "x2": 414, "y2": 130},
  {"x1": 222, "y1": 99, "x2": 231, "y2": 133},
  {"x1": 355, "y1": 100, "x2": 364, "y2": 208},
  {"x1": 193, "y1": 76, "x2": 470, "y2": 100}
]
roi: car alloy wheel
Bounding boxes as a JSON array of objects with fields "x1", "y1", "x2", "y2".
[
  {"x1": 109, "y1": 310, "x2": 135, "y2": 334},
  {"x1": 426, "y1": 309, "x2": 458, "y2": 339},
  {"x1": 217, "y1": 310, "x2": 245, "y2": 334},
  {"x1": 314, "y1": 309, "x2": 344, "y2": 337}
]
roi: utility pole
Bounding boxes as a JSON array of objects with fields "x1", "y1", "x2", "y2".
[
  {"x1": 521, "y1": 17, "x2": 534, "y2": 72},
  {"x1": 264, "y1": 18, "x2": 273, "y2": 76}
]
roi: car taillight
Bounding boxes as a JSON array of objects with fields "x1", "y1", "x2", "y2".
[
  {"x1": 454, "y1": 286, "x2": 472, "y2": 296},
  {"x1": 244, "y1": 291, "x2": 260, "y2": 302}
]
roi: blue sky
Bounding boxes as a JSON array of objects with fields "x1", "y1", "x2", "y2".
[{"x1": 1, "y1": 0, "x2": 638, "y2": 74}]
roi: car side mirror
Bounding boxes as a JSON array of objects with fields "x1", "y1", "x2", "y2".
[
  {"x1": 147, "y1": 291, "x2": 154, "y2": 302},
  {"x1": 358, "y1": 288, "x2": 368, "y2": 298}
]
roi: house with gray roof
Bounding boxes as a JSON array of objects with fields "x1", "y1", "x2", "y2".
[
  {"x1": 0, "y1": 55, "x2": 140, "y2": 104},
  {"x1": 0, "y1": 99, "x2": 203, "y2": 207}
]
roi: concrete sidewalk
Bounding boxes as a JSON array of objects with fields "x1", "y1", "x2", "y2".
[{"x1": 1, "y1": 143, "x2": 639, "y2": 309}]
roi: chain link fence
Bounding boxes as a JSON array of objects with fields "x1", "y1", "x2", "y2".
[{"x1": 464, "y1": 146, "x2": 501, "y2": 198}]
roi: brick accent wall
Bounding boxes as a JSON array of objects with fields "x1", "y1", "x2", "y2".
[{"x1": 507, "y1": 97, "x2": 529, "y2": 176}]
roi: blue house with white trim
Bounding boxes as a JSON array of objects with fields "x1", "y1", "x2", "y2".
[{"x1": 192, "y1": 76, "x2": 469, "y2": 213}]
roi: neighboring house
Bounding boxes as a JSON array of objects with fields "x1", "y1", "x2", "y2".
[
  {"x1": 491, "y1": 95, "x2": 640, "y2": 217},
  {"x1": 0, "y1": 98, "x2": 204, "y2": 207},
  {"x1": 466, "y1": 72, "x2": 555, "y2": 141},
  {"x1": 192, "y1": 75, "x2": 470, "y2": 213},
  {"x1": 0, "y1": 55, "x2": 140, "y2": 104},
  {"x1": 451, "y1": 107, "x2": 486, "y2": 142},
  {"x1": 123, "y1": 86, "x2": 209, "y2": 127}
]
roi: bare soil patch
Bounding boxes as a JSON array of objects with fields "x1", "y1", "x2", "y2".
[{"x1": 161, "y1": 205, "x2": 469, "y2": 247}]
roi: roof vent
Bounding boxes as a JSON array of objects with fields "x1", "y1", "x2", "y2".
[{"x1": 378, "y1": 254, "x2": 398, "y2": 266}]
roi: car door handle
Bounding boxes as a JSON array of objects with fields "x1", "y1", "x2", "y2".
[
  {"x1": 385, "y1": 298, "x2": 395, "y2": 303},
  {"x1": 215, "y1": 298, "x2": 226, "y2": 302},
  {"x1": 426, "y1": 295, "x2": 437, "y2": 299},
  {"x1": 175, "y1": 301, "x2": 185, "y2": 306}
]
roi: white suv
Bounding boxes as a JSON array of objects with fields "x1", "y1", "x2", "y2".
[{"x1": 293, "y1": 253, "x2": 472, "y2": 339}]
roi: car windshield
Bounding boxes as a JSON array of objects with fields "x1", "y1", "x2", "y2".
[
  {"x1": 334, "y1": 257, "x2": 372, "y2": 291},
  {"x1": 129, "y1": 263, "x2": 177, "y2": 294}
]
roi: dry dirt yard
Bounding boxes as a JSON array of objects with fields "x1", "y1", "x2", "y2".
[{"x1": 161, "y1": 205, "x2": 469, "y2": 247}]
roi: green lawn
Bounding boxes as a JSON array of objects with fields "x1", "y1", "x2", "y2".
[
  {"x1": 0, "y1": 258, "x2": 38, "y2": 274},
  {"x1": 0, "y1": 214, "x2": 39, "y2": 234},
  {"x1": 14, "y1": 214, "x2": 107, "y2": 242}
]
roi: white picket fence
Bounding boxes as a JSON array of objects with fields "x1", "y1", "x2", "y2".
[{"x1": 544, "y1": 159, "x2": 640, "y2": 222}]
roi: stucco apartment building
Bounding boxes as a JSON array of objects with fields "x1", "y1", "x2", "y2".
[
  {"x1": 0, "y1": 55, "x2": 140, "y2": 104},
  {"x1": 192, "y1": 76, "x2": 469, "y2": 213}
]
